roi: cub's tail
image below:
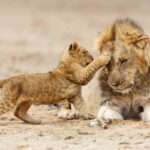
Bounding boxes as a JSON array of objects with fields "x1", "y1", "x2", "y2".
[
  {"x1": 0, "y1": 79, "x2": 15, "y2": 115},
  {"x1": 0, "y1": 99, "x2": 15, "y2": 115}
]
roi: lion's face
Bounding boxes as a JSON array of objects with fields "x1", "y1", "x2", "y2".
[
  {"x1": 107, "y1": 38, "x2": 150, "y2": 94},
  {"x1": 69, "y1": 42, "x2": 94, "y2": 67}
]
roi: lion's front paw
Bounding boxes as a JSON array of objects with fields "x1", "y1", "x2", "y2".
[
  {"x1": 140, "y1": 104, "x2": 150, "y2": 122},
  {"x1": 80, "y1": 113, "x2": 95, "y2": 120},
  {"x1": 93, "y1": 105, "x2": 123, "y2": 128}
]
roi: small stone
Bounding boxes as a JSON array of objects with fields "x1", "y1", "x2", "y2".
[
  {"x1": 17, "y1": 145, "x2": 32, "y2": 150},
  {"x1": 64, "y1": 136, "x2": 74, "y2": 140}
]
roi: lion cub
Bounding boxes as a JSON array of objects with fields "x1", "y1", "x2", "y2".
[{"x1": 0, "y1": 42, "x2": 111, "y2": 124}]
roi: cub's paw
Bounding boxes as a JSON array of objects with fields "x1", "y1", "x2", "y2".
[
  {"x1": 89, "y1": 119, "x2": 108, "y2": 129},
  {"x1": 57, "y1": 108, "x2": 79, "y2": 120}
]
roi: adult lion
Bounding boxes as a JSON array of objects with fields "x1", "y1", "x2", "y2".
[{"x1": 93, "y1": 18, "x2": 150, "y2": 128}]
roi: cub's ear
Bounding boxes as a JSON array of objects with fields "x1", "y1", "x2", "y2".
[{"x1": 68, "y1": 42, "x2": 79, "y2": 53}]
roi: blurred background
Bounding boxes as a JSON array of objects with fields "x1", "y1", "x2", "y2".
[
  {"x1": 0, "y1": 0, "x2": 150, "y2": 111},
  {"x1": 0, "y1": 0, "x2": 150, "y2": 74}
]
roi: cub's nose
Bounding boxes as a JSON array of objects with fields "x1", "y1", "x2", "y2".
[{"x1": 90, "y1": 57, "x2": 94, "y2": 61}]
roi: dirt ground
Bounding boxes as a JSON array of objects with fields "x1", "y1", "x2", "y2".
[{"x1": 0, "y1": 0, "x2": 150, "y2": 149}]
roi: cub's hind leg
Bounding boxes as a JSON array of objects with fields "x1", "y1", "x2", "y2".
[
  {"x1": 14, "y1": 100, "x2": 41, "y2": 124},
  {"x1": 0, "y1": 81, "x2": 20, "y2": 116}
]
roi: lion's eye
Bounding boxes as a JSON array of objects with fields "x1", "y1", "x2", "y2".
[
  {"x1": 126, "y1": 32, "x2": 130, "y2": 36},
  {"x1": 135, "y1": 41, "x2": 146, "y2": 49},
  {"x1": 120, "y1": 58, "x2": 128, "y2": 64}
]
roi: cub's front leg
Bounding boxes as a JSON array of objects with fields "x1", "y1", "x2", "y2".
[
  {"x1": 57, "y1": 100, "x2": 80, "y2": 120},
  {"x1": 70, "y1": 95, "x2": 94, "y2": 120},
  {"x1": 67, "y1": 46, "x2": 112, "y2": 86}
]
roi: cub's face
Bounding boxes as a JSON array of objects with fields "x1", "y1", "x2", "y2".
[{"x1": 68, "y1": 42, "x2": 93, "y2": 66}]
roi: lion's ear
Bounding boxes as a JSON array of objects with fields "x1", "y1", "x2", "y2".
[{"x1": 68, "y1": 42, "x2": 79, "y2": 54}]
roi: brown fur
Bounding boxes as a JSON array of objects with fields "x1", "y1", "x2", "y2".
[
  {"x1": 0, "y1": 42, "x2": 111, "y2": 124},
  {"x1": 96, "y1": 18, "x2": 150, "y2": 127}
]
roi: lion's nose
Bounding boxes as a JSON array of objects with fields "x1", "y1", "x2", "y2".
[
  {"x1": 138, "y1": 106, "x2": 144, "y2": 113},
  {"x1": 108, "y1": 73, "x2": 123, "y2": 88}
]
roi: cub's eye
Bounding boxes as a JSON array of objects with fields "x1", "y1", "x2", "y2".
[
  {"x1": 119, "y1": 58, "x2": 128, "y2": 64},
  {"x1": 82, "y1": 51, "x2": 88, "y2": 55}
]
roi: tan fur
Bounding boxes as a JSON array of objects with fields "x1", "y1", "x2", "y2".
[
  {"x1": 0, "y1": 42, "x2": 111, "y2": 124},
  {"x1": 95, "y1": 18, "x2": 150, "y2": 127}
]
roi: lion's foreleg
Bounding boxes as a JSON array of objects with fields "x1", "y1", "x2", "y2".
[
  {"x1": 90, "y1": 101, "x2": 123, "y2": 128},
  {"x1": 140, "y1": 103, "x2": 150, "y2": 121}
]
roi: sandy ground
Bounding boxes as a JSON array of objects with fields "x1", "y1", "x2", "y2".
[{"x1": 0, "y1": 0, "x2": 150, "y2": 149}]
